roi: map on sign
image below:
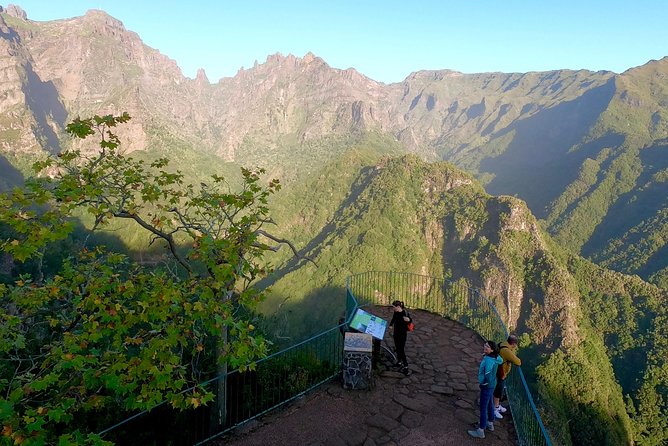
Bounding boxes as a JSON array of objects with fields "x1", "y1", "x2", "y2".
[{"x1": 349, "y1": 308, "x2": 388, "y2": 340}]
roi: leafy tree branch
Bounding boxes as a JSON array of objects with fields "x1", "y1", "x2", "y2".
[{"x1": 0, "y1": 113, "x2": 303, "y2": 445}]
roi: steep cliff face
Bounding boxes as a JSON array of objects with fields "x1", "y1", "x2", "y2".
[
  {"x1": 10, "y1": 10, "x2": 205, "y2": 154},
  {"x1": 0, "y1": 13, "x2": 63, "y2": 162},
  {"x1": 211, "y1": 52, "x2": 393, "y2": 160},
  {"x1": 3, "y1": 11, "x2": 398, "y2": 162},
  {"x1": 428, "y1": 165, "x2": 582, "y2": 349}
]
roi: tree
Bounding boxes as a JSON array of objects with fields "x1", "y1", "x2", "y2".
[{"x1": 0, "y1": 114, "x2": 300, "y2": 444}]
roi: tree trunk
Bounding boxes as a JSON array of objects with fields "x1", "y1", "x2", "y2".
[{"x1": 215, "y1": 326, "x2": 228, "y2": 430}]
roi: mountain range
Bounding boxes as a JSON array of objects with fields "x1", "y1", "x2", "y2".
[
  {"x1": 1, "y1": 5, "x2": 665, "y2": 289},
  {"x1": 1, "y1": 4, "x2": 668, "y2": 445}
]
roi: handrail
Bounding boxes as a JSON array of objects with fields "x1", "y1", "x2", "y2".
[{"x1": 99, "y1": 271, "x2": 551, "y2": 446}]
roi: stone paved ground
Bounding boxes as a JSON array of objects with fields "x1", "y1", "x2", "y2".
[{"x1": 217, "y1": 307, "x2": 516, "y2": 446}]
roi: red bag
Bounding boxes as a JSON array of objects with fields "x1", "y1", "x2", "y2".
[{"x1": 407, "y1": 322, "x2": 415, "y2": 332}]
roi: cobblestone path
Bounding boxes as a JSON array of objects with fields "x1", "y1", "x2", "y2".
[{"x1": 219, "y1": 307, "x2": 517, "y2": 446}]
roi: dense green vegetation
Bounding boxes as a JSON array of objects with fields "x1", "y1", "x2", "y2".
[
  {"x1": 2, "y1": 110, "x2": 666, "y2": 444},
  {"x1": 261, "y1": 153, "x2": 666, "y2": 445},
  {"x1": 567, "y1": 257, "x2": 668, "y2": 445},
  {"x1": 0, "y1": 115, "x2": 283, "y2": 444},
  {"x1": 534, "y1": 67, "x2": 668, "y2": 291}
]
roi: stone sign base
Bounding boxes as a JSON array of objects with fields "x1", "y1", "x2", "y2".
[
  {"x1": 342, "y1": 351, "x2": 373, "y2": 390},
  {"x1": 343, "y1": 332, "x2": 373, "y2": 390}
]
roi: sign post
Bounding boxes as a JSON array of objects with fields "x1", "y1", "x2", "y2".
[{"x1": 343, "y1": 308, "x2": 388, "y2": 389}]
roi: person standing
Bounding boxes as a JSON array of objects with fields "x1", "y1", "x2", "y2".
[
  {"x1": 468, "y1": 340, "x2": 503, "y2": 439},
  {"x1": 493, "y1": 335, "x2": 522, "y2": 419},
  {"x1": 389, "y1": 300, "x2": 412, "y2": 375}
]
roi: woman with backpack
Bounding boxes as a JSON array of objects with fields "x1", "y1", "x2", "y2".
[
  {"x1": 389, "y1": 300, "x2": 412, "y2": 376},
  {"x1": 468, "y1": 339, "x2": 504, "y2": 439}
]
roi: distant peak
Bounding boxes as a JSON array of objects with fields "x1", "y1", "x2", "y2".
[
  {"x1": 641, "y1": 55, "x2": 668, "y2": 67},
  {"x1": 84, "y1": 9, "x2": 109, "y2": 16},
  {"x1": 264, "y1": 52, "x2": 325, "y2": 67},
  {"x1": 266, "y1": 52, "x2": 287, "y2": 64},
  {"x1": 83, "y1": 9, "x2": 125, "y2": 29},
  {"x1": 406, "y1": 69, "x2": 463, "y2": 81},
  {"x1": 622, "y1": 55, "x2": 668, "y2": 75},
  {"x1": 4, "y1": 4, "x2": 27, "y2": 20},
  {"x1": 196, "y1": 68, "x2": 209, "y2": 84},
  {"x1": 303, "y1": 52, "x2": 316, "y2": 63}
]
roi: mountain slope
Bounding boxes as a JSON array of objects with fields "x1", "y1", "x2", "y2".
[
  {"x1": 264, "y1": 154, "x2": 665, "y2": 445},
  {"x1": 544, "y1": 59, "x2": 668, "y2": 288},
  {"x1": 0, "y1": 12, "x2": 65, "y2": 168}
]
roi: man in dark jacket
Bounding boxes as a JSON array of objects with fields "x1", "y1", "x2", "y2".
[{"x1": 494, "y1": 335, "x2": 521, "y2": 419}]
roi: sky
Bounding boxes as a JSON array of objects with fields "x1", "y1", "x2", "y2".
[{"x1": 6, "y1": 1, "x2": 668, "y2": 84}]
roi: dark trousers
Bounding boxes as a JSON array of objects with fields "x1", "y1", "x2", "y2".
[
  {"x1": 494, "y1": 377, "x2": 506, "y2": 399},
  {"x1": 393, "y1": 331, "x2": 408, "y2": 366}
]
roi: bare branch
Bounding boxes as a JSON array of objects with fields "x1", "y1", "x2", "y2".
[
  {"x1": 114, "y1": 211, "x2": 193, "y2": 274},
  {"x1": 255, "y1": 229, "x2": 317, "y2": 266}
]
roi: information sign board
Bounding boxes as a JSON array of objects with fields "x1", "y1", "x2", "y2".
[{"x1": 349, "y1": 308, "x2": 387, "y2": 340}]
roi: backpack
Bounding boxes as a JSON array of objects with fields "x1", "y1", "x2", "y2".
[{"x1": 496, "y1": 345, "x2": 508, "y2": 378}]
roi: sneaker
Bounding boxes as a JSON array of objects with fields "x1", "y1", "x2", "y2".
[
  {"x1": 497, "y1": 405, "x2": 508, "y2": 413},
  {"x1": 467, "y1": 428, "x2": 485, "y2": 439},
  {"x1": 486, "y1": 422, "x2": 494, "y2": 432},
  {"x1": 401, "y1": 366, "x2": 411, "y2": 376},
  {"x1": 494, "y1": 409, "x2": 503, "y2": 419}
]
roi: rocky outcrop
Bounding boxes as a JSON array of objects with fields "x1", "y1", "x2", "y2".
[
  {"x1": 0, "y1": 13, "x2": 46, "y2": 156},
  {"x1": 5, "y1": 4, "x2": 27, "y2": 20},
  {"x1": 195, "y1": 68, "x2": 209, "y2": 84}
]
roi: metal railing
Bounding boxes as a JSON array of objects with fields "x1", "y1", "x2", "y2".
[
  {"x1": 99, "y1": 326, "x2": 347, "y2": 445},
  {"x1": 347, "y1": 271, "x2": 552, "y2": 446},
  {"x1": 100, "y1": 271, "x2": 551, "y2": 446}
]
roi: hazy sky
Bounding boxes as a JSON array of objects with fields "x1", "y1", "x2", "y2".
[{"x1": 7, "y1": 1, "x2": 668, "y2": 83}]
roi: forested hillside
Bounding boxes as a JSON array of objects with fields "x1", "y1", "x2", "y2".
[{"x1": 263, "y1": 152, "x2": 666, "y2": 445}]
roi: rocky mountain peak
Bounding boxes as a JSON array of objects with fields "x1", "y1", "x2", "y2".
[
  {"x1": 3, "y1": 4, "x2": 27, "y2": 20},
  {"x1": 82, "y1": 9, "x2": 127, "y2": 33},
  {"x1": 261, "y1": 52, "x2": 328, "y2": 71},
  {"x1": 302, "y1": 51, "x2": 316, "y2": 63},
  {"x1": 195, "y1": 68, "x2": 209, "y2": 84}
]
